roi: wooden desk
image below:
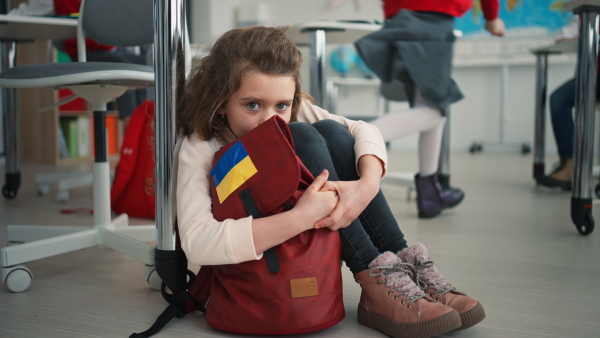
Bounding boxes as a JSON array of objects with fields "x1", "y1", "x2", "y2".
[{"x1": 0, "y1": 15, "x2": 77, "y2": 198}]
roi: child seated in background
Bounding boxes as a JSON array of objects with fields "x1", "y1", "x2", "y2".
[{"x1": 537, "y1": 15, "x2": 600, "y2": 190}]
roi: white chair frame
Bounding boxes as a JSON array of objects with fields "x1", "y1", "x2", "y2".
[{"x1": 0, "y1": 0, "x2": 159, "y2": 293}]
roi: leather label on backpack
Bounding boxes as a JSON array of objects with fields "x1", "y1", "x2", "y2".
[{"x1": 290, "y1": 277, "x2": 318, "y2": 298}]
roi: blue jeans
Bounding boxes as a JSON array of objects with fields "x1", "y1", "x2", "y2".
[
  {"x1": 549, "y1": 76, "x2": 600, "y2": 160},
  {"x1": 289, "y1": 120, "x2": 408, "y2": 274}
]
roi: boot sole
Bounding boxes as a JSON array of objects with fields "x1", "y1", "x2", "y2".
[
  {"x1": 357, "y1": 306, "x2": 461, "y2": 338},
  {"x1": 536, "y1": 176, "x2": 572, "y2": 190},
  {"x1": 418, "y1": 194, "x2": 464, "y2": 219},
  {"x1": 444, "y1": 193, "x2": 465, "y2": 209},
  {"x1": 418, "y1": 210, "x2": 441, "y2": 219},
  {"x1": 457, "y1": 301, "x2": 486, "y2": 330}
]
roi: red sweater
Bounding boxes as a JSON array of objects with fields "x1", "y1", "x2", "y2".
[{"x1": 382, "y1": 0, "x2": 499, "y2": 21}]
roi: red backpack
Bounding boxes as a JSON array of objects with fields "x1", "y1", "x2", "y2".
[
  {"x1": 202, "y1": 115, "x2": 345, "y2": 334},
  {"x1": 110, "y1": 100, "x2": 156, "y2": 219},
  {"x1": 130, "y1": 115, "x2": 344, "y2": 337}
]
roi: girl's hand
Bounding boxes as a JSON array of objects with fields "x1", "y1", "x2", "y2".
[
  {"x1": 485, "y1": 18, "x2": 505, "y2": 37},
  {"x1": 314, "y1": 154, "x2": 382, "y2": 231},
  {"x1": 314, "y1": 178, "x2": 379, "y2": 231},
  {"x1": 294, "y1": 170, "x2": 339, "y2": 229}
]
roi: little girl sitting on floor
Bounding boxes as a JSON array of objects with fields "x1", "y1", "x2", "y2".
[{"x1": 176, "y1": 26, "x2": 485, "y2": 338}]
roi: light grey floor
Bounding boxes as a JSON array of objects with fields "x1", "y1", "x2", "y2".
[{"x1": 1, "y1": 151, "x2": 599, "y2": 338}]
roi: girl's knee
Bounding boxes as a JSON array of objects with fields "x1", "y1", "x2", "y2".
[
  {"x1": 289, "y1": 122, "x2": 326, "y2": 148},
  {"x1": 290, "y1": 120, "x2": 355, "y2": 155},
  {"x1": 312, "y1": 120, "x2": 354, "y2": 147},
  {"x1": 312, "y1": 119, "x2": 349, "y2": 135},
  {"x1": 289, "y1": 122, "x2": 322, "y2": 140}
]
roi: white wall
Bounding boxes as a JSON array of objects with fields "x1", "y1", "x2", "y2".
[
  {"x1": 389, "y1": 55, "x2": 578, "y2": 153},
  {"x1": 188, "y1": 0, "x2": 581, "y2": 154},
  {"x1": 189, "y1": 0, "x2": 383, "y2": 45}
]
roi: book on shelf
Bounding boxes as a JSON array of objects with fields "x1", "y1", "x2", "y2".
[
  {"x1": 77, "y1": 115, "x2": 91, "y2": 158},
  {"x1": 107, "y1": 115, "x2": 119, "y2": 156},
  {"x1": 90, "y1": 114, "x2": 121, "y2": 157},
  {"x1": 59, "y1": 114, "x2": 120, "y2": 160},
  {"x1": 57, "y1": 125, "x2": 71, "y2": 159},
  {"x1": 59, "y1": 116, "x2": 78, "y2": 158}
]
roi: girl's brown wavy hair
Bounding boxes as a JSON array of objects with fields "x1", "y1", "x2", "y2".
[{"x1": 177, "y1": 26, "x2": 304, "y2": 140}]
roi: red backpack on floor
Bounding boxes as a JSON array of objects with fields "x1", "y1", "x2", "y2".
[
  {"x1": 130, "y1": 115, "x2": 345, "y2": 337},
  {"x1": 110, "y1": 100, "x2": 156, "y2": 219},
  {"x1": 201, "y1": 115, "x2": 345, "y2": 334}
]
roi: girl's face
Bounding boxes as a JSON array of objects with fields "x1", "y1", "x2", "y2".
[{"x1": 220, "y1": 72, "x2": 295, "y2": 138}]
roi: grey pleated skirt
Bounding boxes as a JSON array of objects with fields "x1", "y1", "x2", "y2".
[{"x1": 355, "y1": 10, "x2": 464, "y2": 112}]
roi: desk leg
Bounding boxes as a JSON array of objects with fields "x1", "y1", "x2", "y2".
[
  {"x1": 153, "y1": 0, "x2": 188, "y2": 295},
  {"x1": 1, "y1": 41, "x2": 19, "y2": 199},
  {"x1": 533, "y1": 53, "x2": 548, "y2": 181},
  {"x1": 309, "y1": 29, "x2": 326, "y2": 108},
  {"x1": 571, "y1": 11, "x2": 598, "y2": 235}
]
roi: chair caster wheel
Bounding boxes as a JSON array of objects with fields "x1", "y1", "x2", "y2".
[
  {"x1": 2, "y1": 265, "x2": 33, "y2": 293},
  {"x1": 2, "y1": 184, "x2": 18, "y2": 199},
  {"x1": 37, "y1": 184, "x2": 50, "y2": 196},
  {"x1": 576, "y1": 212, "x2": 595, "y2": 235},
  {"x1": 56, "y1": 190, "x2": 70, "y2": 203},
  {"x1": 2, "y1": 173, "x2": 20, "y2": 199},
  {"x1": 469, "y1": 142, "x2": 483, "y2": 154},
  {"x1": 572, "y1": 198, "x2": 595, "y2": 235},
  {"x1": 144, "y1": 265, "x2": 162, "y2": 291}
]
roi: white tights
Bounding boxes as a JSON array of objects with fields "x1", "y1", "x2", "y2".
[{"x1": 370, "y1": 89, "x2": 446, "y2": 177}]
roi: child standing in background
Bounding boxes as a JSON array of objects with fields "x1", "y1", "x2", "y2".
[
  {"x1": 176, "y1": 26, "x2": 486, "y2": 337},
  {"x1": 356, "y1": 0, "x2": 505, "y2": 218}
]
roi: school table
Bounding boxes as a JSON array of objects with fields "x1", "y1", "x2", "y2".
[
  {"x1": 0, "y1": 14, "x2": 77, "y2": 199},
  {"x1": 562, "y1": 0, "x2": 600, "y2": 235},
  {"x1": 286, "y1": 20, "x2": 381, "y2": 108}
]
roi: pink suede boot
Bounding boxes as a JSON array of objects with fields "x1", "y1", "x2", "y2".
[
  {"x1": 354, "y1": 252, "x2": 461, "y2": 338},
  {"x1": 397, "y1": 243, "x2": 485, "y2": 330}
]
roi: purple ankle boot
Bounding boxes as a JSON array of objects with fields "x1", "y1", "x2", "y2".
[{"x1": 414, "y1": 173, "x2": 465, "y2": 218}]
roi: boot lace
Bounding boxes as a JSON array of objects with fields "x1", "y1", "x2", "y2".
[
  {"x1": 369, "y1": 263, "x2": 427, "y2": 306},
  {"x1": 413, "y1": 260, "x2": 456, "y2": 300}
]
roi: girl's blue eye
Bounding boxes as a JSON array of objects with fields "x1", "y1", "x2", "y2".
[
  {"x1": 277, "y1": 103, "x2": 289, "y2": 110},
  {"x1": 247, "y1": 102, "x2": 259, "y2": 110}
]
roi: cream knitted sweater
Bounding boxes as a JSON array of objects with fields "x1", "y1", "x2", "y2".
[{"x1": 176, "y1": 99, "x2": 387, "y2": 266}]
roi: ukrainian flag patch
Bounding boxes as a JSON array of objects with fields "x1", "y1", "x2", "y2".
[{"x1": 210, "y1": 141, "x2": 258, "y2": 204}]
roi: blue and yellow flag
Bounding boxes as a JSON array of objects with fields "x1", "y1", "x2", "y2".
[{"x1": 210, "y1": 141, "x2": 258, "y2": 204}]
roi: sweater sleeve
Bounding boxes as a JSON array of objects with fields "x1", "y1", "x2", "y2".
[
  {"x1": 176, "y1": 135, "x2": 263, "y2": 266},
  {"x1": 296, "y1": 99, "x2": 388, "y2": 177},
  {"x1": 480, "y1": 0, "x2": 500, "y2": 21}
]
